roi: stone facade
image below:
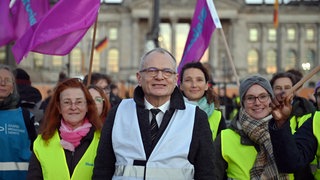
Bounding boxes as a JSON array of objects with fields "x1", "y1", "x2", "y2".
[{"x1": 1, "y1": 0, "x2": 319, "y2": 86}]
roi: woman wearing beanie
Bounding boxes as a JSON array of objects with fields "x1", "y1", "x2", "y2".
[{"x1": 212, "y1": 74, "x2": 290, "y2": 179}]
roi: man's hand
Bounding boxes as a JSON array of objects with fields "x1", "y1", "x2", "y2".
[{"x1": 270, "y1": 92, "x2": 293, "y2": 128}]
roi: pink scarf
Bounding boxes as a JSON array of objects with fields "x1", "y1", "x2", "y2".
[{"x1": 60, "y1": 118, "x2": 92, "y2": 152}]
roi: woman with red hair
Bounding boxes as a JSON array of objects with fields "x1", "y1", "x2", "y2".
[{"x1": 27, "y1": 78, "x2": 102, "y2": 180}]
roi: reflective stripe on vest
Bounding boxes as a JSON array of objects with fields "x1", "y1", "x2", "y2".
[
  {"x1": 208, "y1": 110, "x2": 222, "y2": 140},
  {"x1": 114, "y1": 165, "x2": 194, "y2": 179},
  {"x1": 0, "y1": 162, "x2": 28, "y2": 170},
  {"x1": 112, "y1": 99, "x2": 195, "y2": 179},
  {"x1": 34, "y1": 130, "x2": 100, "y2": 180},
  {"x1": 221, "y1": 129, "x2": 257, "y2": 179}
]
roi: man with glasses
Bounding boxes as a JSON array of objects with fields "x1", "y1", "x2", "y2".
[{"x1": 93, "y1": 48, "x2": 215, "y2": 179}]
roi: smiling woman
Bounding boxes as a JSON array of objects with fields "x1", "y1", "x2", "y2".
[
  {"x1": 0, "y1": 64, "x2": 37, "y2": 180},
  {"x1": 212, "y1": 74, "x2": 293, "y2": 179},
  {"x1": 27, "y1": 78, "x2": 102, "y2": 180}
]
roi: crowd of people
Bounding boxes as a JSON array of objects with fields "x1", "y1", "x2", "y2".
[{"x1": 1, "y1": 47, "x2": 319, "y2": 179}]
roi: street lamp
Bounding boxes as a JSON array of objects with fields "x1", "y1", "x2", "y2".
[{"x1": 302, "y1": 62, "x2": 311, "y2": 71}]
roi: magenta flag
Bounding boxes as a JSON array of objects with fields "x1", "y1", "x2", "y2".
[
  {"x1": 0, "y1": 0, "x2": 14, "y2": 47},
  {"x1": 0, "y1": 0, "x2": 49, "y2": 47},
  {"x1": 177, "y1": 0, "x2": 221, "y2": 75},
  {"x1": 12, "y1": 0, "x2": 100, "y2": 64},
  {"x1": 11, "y1": 0, "x2": 50, "y2": 39}
]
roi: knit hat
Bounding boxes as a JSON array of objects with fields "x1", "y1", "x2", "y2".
[
  {"x1": 15, "y1": 68, "x2": 31, "y2": 85},
  {"x1": 315, "y1": 81, "x2": 320, "y2": 94},
  {"x1": 240, "y1": 75, "x2": 274, "y2": 105}
]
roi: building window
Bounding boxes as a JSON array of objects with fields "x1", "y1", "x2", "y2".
[
  {"x1": 247, "y1": 49, "x2": 258, "y2": 73},
  {"x1": 108, "y1": 49, "x2": 119, "y2": 73},
  {"x1": 266, "y1": 50, "x2": 277, "y2": 74},
  {"x1": 268, "y1": 28, "x2": 276, "y2": 42},
  {"x1": 109, "y1": 28, "x2": 118, "y2": 40},
  {"x1": 306, "y1": 28, "x2": 315, "y2": 41},
  {"x1": 287, "y1": 28, "x2": 296, "y2": 41},
  {"x1": 249, "y1": 28, "x2": 258, "y2": 42},
  {"x1": 52, "y1": 56, "x2": 63, "y2": 70},
  {"x1": 304, "y1": 49, "x2": 315, "y2": 69},
  {"x1": 34, "y1": 53, "x2": 43, "y2": 69},
  {"x1": 285, "y1": 50, "x2": 297, "y2": 71}
]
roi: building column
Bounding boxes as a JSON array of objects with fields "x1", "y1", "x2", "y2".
[
  {"x1": 297, "y1": 23, "x2": 303, "y2": 70},
  {"x1": 132, "y1": 18, "x2": 140, "y2": 71},
  {"x1": 259, "y1": 23, "x2": 265, "y2": 74},
  {"x1": 170, "y1": 16, "x2": 177, "y2": 57},
  {"x1": 317, "y1": 23, "x2": 320, "y2": 65},
  {"x1": 276, "y1": 24, "x2": 283, "y2": 72},
  {"x1": 99, "y1": 23, "x2": 107, "y2": 73}
]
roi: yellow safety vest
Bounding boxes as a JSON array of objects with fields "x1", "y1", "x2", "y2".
[
  {"x1": 289, "y1": 113, "x2": 316, "y2": 180},
  {"x1": 221, "y1": 129, "x2": 257, "y2": 179},
  {"x1": 33, "y1": 130, "x2": 100, "y2": 180},
  {"x1": 290, "y1": 113, "x2": 312, "y2": 134},
  {"x1": 208, "y1": 110, "x2": 222, "y2": 140},
  {"x1": 312, "y1": 112, "x2": 320, "y2": 179}
]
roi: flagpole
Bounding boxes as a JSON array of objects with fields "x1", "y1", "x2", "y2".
[
  {"x1": 218, "y1": 28, "x2": 240, "y2": 87},
  {"x1": 286, "y1": 65, "x2": 320, "y2": 96},
  {"x1": 87, "y1": 13, "x2": 99, "y2": 87}
]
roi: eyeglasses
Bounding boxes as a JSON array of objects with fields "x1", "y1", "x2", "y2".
[
  {"x1": 245, "y1": 93, "x2": 270, "y2": 104},
  {"x1": 0, "y1": 77, "x2": 13, "y2": 85},
  {"x1": 139, "y1": 67, "x2": 176, "y2": 78},
  {"x1": 94, "y1": 97, "x2": 104, "y2": 104},
  {"x1": 61, "y1": 99, "x2": 87, "y2": 108},
  {"x1": 102, "y1": 86, "x2": 110, "y2": 93}
]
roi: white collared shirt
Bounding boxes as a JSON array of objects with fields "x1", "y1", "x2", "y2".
[{"x1": 144, "y1": 99, "x2": 170, "y2": 127}]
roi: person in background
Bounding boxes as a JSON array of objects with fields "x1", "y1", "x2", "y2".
[
  {"x1": 40, "y1": 71, "x2": 68, "y2": 112},
  {"x1": 14, "y1": 68, "x2": 43, "y2": 133},
  {"x1": 270, "y1": 72, "x2": 316, "y2": 133},
  {"x1": 27, "y1": 78, "x2": 102, "y2": 180},
  {"x1": 0, "y1": 64, "x2": 37, "y2": 180},
  {"x1": 213, "y1": 74, "x2": 289, "y2": 179},
  {"x1": 109, "y1": 83, "x2": 122, "y2": 107},
  {"x1": 229, "y1": 93, "x2": 241, "y2": 121},
  {"x1": 83, "y1": 72, "x2": 112, "y2": 96},
  {"x1": 88, "y1": 85, "x2": 111, "y2": 123},
  {"x1": 218, "y1": 87, "x2": 234, "y2": 120},
  {"x1": 286, "y1": 68, "x2": 303, "y2": 91},
  {"x1": 93, "y1": 48, "x2": 215, "y2": 179},
  {"x1": 270, "y1": 71, "x2": 315, "y2": 179},
  {"x1": 269, "y1": 78, "x2": 320, "y2": 179},
  {"x1": 179, "y1": 61, "x2": 226, "y2": 140},
  {"x1": 314, "y1": 80, "x2": 320, "y2": 110}
]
